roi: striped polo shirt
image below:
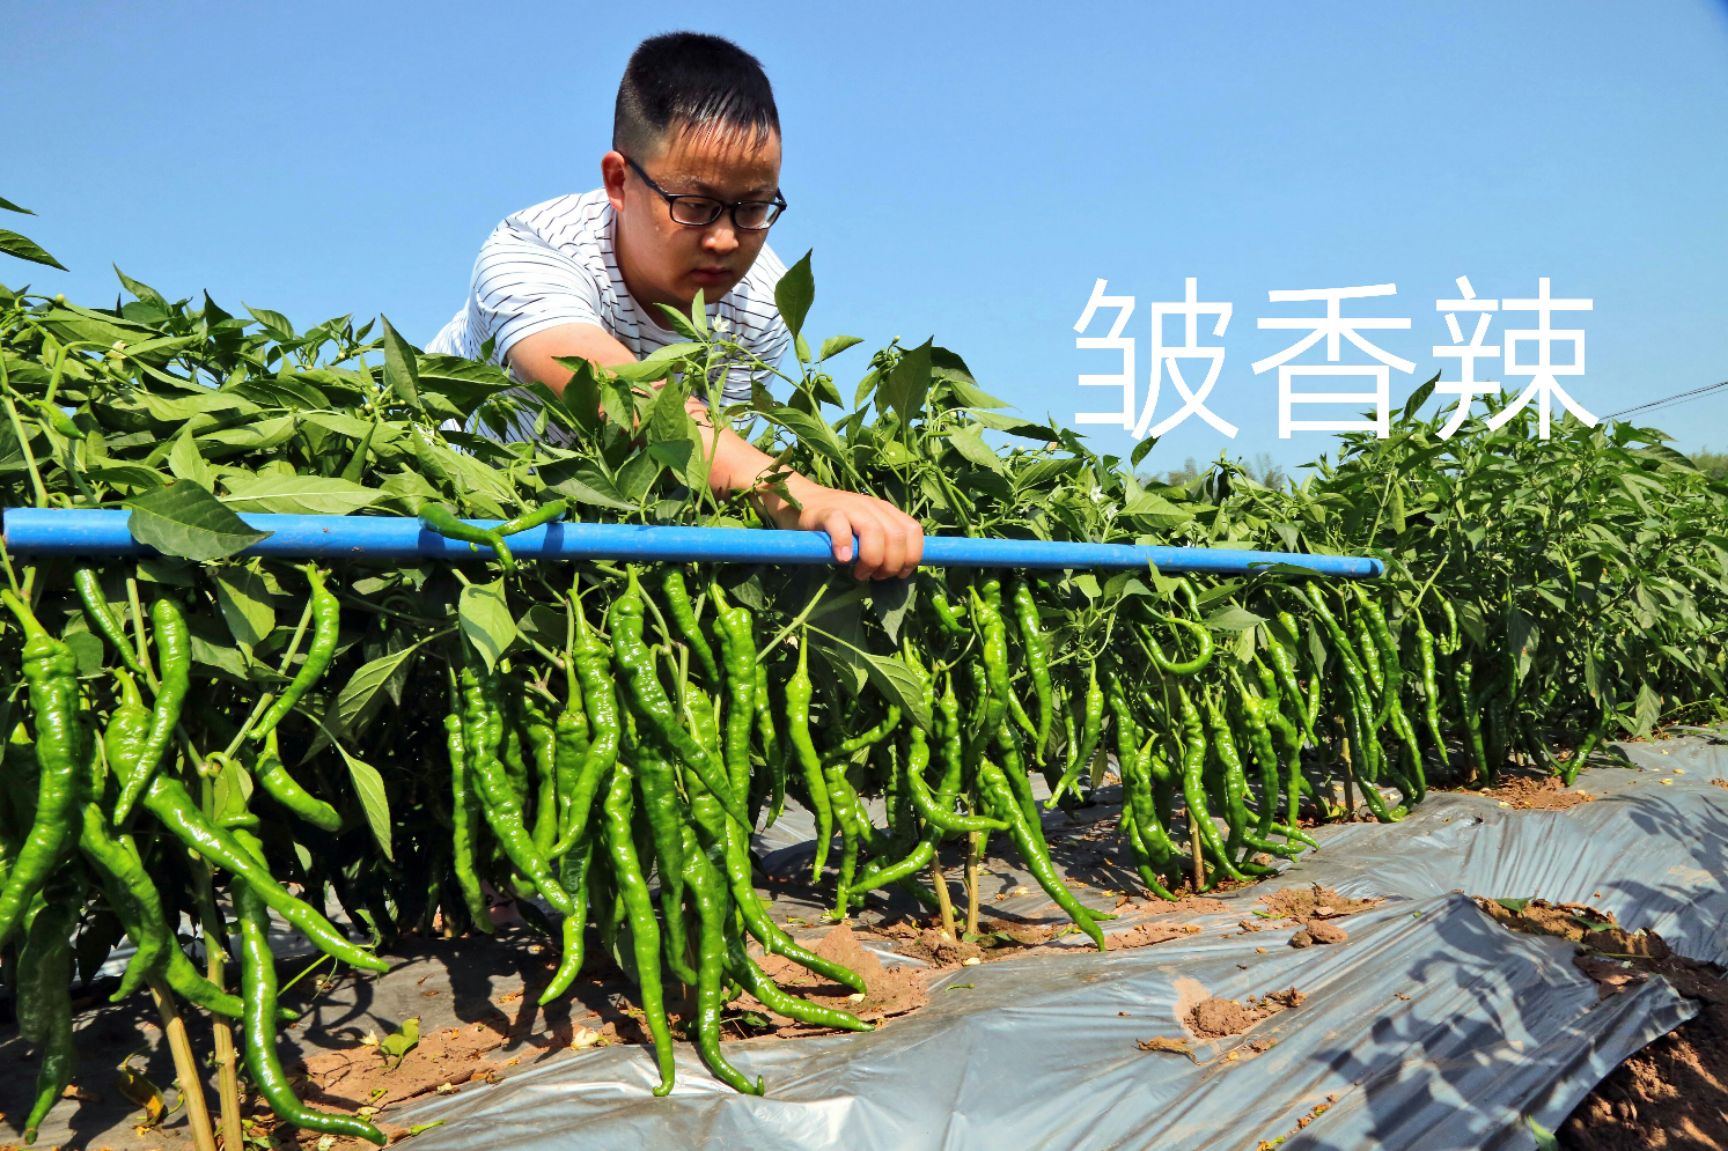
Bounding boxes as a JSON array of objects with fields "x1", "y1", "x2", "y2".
[{"x1": 428, "y1": 188, "x2": 791, "y2": 409}]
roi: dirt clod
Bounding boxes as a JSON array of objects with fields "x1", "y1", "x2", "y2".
[
  {"x1": 1187, "y1": 997, "x2": 1261, "y2": 1038},
  {"x1": 1183, "y1": 987, "x2": 1304, "y2": 1039},
  {"x1": 1258, "y1": 884, "x2": 1378, "y2": 922}
]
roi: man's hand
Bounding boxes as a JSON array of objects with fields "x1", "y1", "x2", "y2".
[{"x1": 755, "y1": 474, "x2": 924, "y2": 581}]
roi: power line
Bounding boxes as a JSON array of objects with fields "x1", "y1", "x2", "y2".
[{"x1": 1603, "y1": 379, "x2": 1728, "y2": 421}]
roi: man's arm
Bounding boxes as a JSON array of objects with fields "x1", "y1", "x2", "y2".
[{"x1": 507, "y1": 324, "x2": 924, "y2": 580}]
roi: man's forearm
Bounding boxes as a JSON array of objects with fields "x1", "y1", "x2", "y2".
[{"x1": 684, "y1": 396, "x2": 819, "y2": 517}]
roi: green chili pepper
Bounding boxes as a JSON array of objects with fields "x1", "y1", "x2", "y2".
[
  {"x1": 600, "y1": 761, "x2": 677, "y2": 1095},
  {"x1": 786, "y1": 639, "x2": 834, "y2": 880},
  {"x1": 552, "y1": 604, "x2": 621, "y2": 854},
  {"x1": 1049, "y1": 662, "x2": 1105, "y2": 808},
  {"x1": 662, "y1": 568, "x2": 720, "y2": 684},
  {"x1": 495, "y1": 497, "x2": 568, "y2": 536},
  {"x1": 715, "y1": 603, "x2": 759, "y2": 799},
  {"x1": 252, "y1": 729, "x2": 342, "y2": 833},
  {"x1": 109, "y1": 595, "x2": 189, "y2": 826},
  {"x1": 978, "y1": 755, "x2": 1107, "y2": 949},
  {"x1": 250, "y1": 569, "x2": 339, "y2": 744},
  {"x1": 1012, "y1": 579, "x2": 1054, "y2": 756},
  {"x1": 233, "y1": 830, "x2": 387, "y2": 1144},
  {"x1": 928, "y1": 588, "x2": 967, "y2": 636},
  {"x1": 420, "y1": 502, "x2": 515, "y2": 572},
  {"x1": 73, "y1": 567, "x2": 145, "y2": 677},
  {"x1": 609, "y1": 584, "x2": 750, "y2": 827},
  {"x1": 539, "y1": 831, "x2": 593, "y2": 1005},
  {"x1": 1143, "y1": 613, "x2": 1214, "y2": 677},
  {"x1": 120, "y1": 757, "x2": 388, "y2": 970},
  {"x1": 18, "y1": 874, "x2": 79, "y2": 1144},
  {"x1": 1177, "y1": 686, "x2": 1244, "y2": 881},
  {"x1": 0, "y1": 590, "x2": 88, "y2": 950},
  {"x1": 443, "y1": 701, "x2": 493, "y2": 934},
  {"x1": 460, "y1": 666, "x2": 574, "y2": 916},
  {"x1": 680, "y1": 828, "x2": 765, "y2": 1095},
  {"x1": 726, "y1": 935, "x2": 872, "y2": 1032}
]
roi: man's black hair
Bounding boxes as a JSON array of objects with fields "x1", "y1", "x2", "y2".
[{"x1": 614, "y1": 32, "x2": 779, "y2": 157}]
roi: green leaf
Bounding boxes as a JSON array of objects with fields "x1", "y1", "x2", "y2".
[
  {"x1": 647, "y1": 374, "x2": 692, "y2": 446},
  {"x1": 113, "y1": 266, "x2": 166, "y2": 307},
  {"x1": 330, "y1": 646, "x2": 418, "y2": 738},
  {"x1": 1401, "y1": 371, "x2": 1439, "y2": 421},
  {"x1": 381, "y1": 317, "x2": 422, "y2": 407},
  {"x1": 459, "y1": 579, "x2": 517, "y2": 672},
  {"x1": 859, "y1": 650, "x2": 933, "y2": 731},
  {"x1": 769, "y1": 406, "x2": 847, "y2": 464},
  {"x1": 947, "y1": 424, "x2": 1005, "y2": 474},
  {"x1": 332, "y1": 742, "x2": 393, "y2": 861},
  {"x1": 775, "y1": 250, "x2": 815, "y2": 342},
  {"x1": 0, "y1": 195, "x2": 34, "y2": 214},
  {"x1": 220, "y1": 474, "x2": 384, "y2": 515},
  {"x1": 544, "y1": 460, "x2": 637, "y2": 513},
  {"x1": 1204, "y1": 606, "x2": 1266, "y2": 633},
  {"x1": 1632, "y1": 681, "x2": 1662, "y2": 738},
  {"x1": 245, "y1": 305, "x2": 295, "y2": 340},
  {"x1": 212, "y1": 568, "x2": 275, "y2": 648},
  {"x1": 880, "y1": 338, "x2": 933, "y2": 422},
  {"x1": 818, "y1": 334, "x2": 863, "y2": 361},
  {"x1": 126, "y1": 482, "x2": 272, "y2": 561},
  {"x1": 0, "y1": 228, "x2": 67, "y2": 271},
  {"x1": 166, "y1": 427, "x2": 214, "y2": 489}
]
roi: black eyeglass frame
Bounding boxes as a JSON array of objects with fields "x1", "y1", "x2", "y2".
[{"x1": 622, "y1": 154, "x2": 788, "y2": 232}]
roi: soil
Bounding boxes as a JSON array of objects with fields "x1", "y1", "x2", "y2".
[
  {"x1": 1257, "y1": 883, "x2": 1379, "y2": 922},
  {"x1": 1482, "y1": 770, "x2": 1596, "y2": 810},
  {"x1": 1289, "y1": 919, "x2": 1348, "y2": 948},
  {"x1": 1470, "y1": 897, "x2": 1728, "y2": 1150},
  {"x1": 1181, "y1": 986, "x2": 1306, "y2": 1040}
]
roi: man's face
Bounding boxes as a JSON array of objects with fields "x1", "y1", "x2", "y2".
[{"x1": 604, "y1": 126, "x2": 783, "y2": 320}]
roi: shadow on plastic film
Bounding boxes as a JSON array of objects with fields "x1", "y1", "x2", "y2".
[{"x1": 1285, "y1": 895, "x2": 1688, "y2": 1151}]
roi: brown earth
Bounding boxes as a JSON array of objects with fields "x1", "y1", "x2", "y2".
[
  {"x1": 1257, "y1": 883, "x2": 1379, "y2": 922},
  {"x1": 1470, "y1": 897, "x2": 1728, "y2": 1150},
  {"x1": 1482, "y1": 771, "x2": 1597, "y2": 810}
]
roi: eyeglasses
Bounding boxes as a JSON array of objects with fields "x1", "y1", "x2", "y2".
[{"x1": 623, "y1": 155, "x2": 787, "y2": 231}]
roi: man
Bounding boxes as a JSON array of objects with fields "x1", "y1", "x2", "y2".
[{"x1": 428, "y1": 32, "x2": 922, "y2": 580}]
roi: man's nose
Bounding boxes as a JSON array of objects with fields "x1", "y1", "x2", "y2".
[{"x1": 701, "y1": 219, "x2": 740, "y2": 254}]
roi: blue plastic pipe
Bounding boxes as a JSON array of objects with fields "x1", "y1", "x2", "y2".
[{"x1": 2, "y1": 508, "x2": 1382, "y2": 578}]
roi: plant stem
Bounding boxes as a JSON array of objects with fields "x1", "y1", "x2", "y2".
[{"x1": 148, "y1": 976, "x2": 219, "y2": 1151}]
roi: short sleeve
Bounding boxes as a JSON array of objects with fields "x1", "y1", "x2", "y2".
[{"x1": 469, "y1": 218, "x2": 607, "y2": 364}]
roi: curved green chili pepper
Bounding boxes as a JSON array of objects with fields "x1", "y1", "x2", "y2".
[
  {"x1": 680, "y1": 826, "x2": 765, "y2": 1095},
  {"x1": 600, "y1": 762, "x2": 677, "y2": 1095},
  {"x1": 252, "y1": 729, "x2": 342, "y2": 833},
  {"x1": 18, "y1": 875, "x2": 79, "y2": 1144},
  {"x1": 233, "y1": 830, "x2": 387, "y2": 1145},
  {"x1": 609, "y1": 586, "x2": 750, "y2": 827},
  {"x1": 0, "y1": 590, "x2": 87, "y2": 951},
  {"x1": 73, "y1": 567, "x2": 145, "y2": 676},
  {"x1": 251, "y1": 569, "x2": 339, "y2": 744},
  {"x1": 495, "y1": 497, "x2": 568, "y2": 536},
  {"x1": 661, "y1": 567, "x2": 720, "y2": 684},
  {"x1": 786, "y1": 639, "x2": 834, "y2": 879},
  {"x1": 1144, "y1": 613, "x2": 1215, "y2": 677},
  {"x1": 460, "y1": 667, "x2": 575, "y2": 916},
  {"x1": 420, "y1": 502, "x2": 515, "y2": 572},
  {"x1": 109, "y1": 595, "x2": 189, "y2": 826}
]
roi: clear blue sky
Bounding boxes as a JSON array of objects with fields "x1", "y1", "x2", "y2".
[{"x1": 6, "y1": 2, "x2": 1726, "y2": 474}]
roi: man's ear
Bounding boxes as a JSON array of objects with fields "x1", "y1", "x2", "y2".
[{"x1": 601, "y1": 152, "x2": 628, "y2": 213}]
